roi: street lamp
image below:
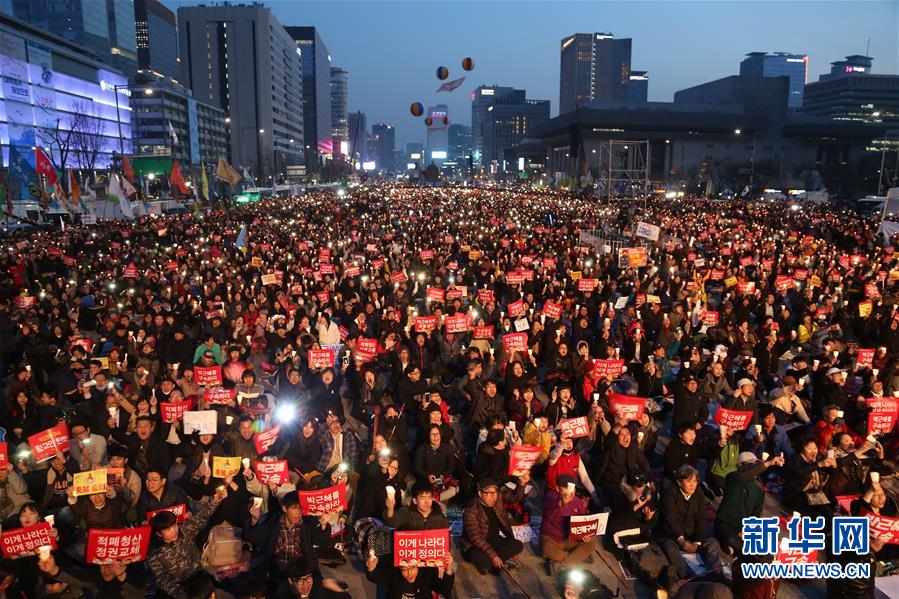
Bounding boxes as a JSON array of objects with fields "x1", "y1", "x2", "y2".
[{"x1": 111, "y1": 84, "x2": 153, "y2": 156}]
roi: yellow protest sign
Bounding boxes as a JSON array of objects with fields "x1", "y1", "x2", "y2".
[
  {"x1": 724, "y1": 276, "x2": 738, "y2": 288},
  {"x1": 73, "y1": 469, "x2": 108, "y2": 496},
  {"x1": 212, "y1": 456, "x2": 242, "y2": 478},
  {"x1": 859, "y1": 301, "x2": 873, "y2": 318},
  {"x1": 570, "y1": 271, "x2": 583, "y2": 281}
]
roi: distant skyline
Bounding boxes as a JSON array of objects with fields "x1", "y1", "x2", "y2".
[{"x1": 165, "y1": 0, "x2": 898, "y2": 148}]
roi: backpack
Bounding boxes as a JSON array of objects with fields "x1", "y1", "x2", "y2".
[{"x1": 201, "y1": 523, "x2": 243, "y2": 568}]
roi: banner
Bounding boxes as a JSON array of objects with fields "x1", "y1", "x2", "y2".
[
  {"x1": 861, "y1": 510, "x2": 899, "y2": 544},
  {"x1": 212, "y1": 456, "x2": 241, "y2": 478},
  {"x1": 618, "y1": 247, "x2": 648, "y2": 268},
  {"x1": 203, "y1": 388, "x2": 235, "y2": 406},
  {"x1": 0, "y1": 523, "x2": 56, "y2": 558},
  {"x1": 607, "y1": 393, "x2": 646, "y2": 422},
  {"x1": 866, "y1": 398, "x2": 899, "y2": 435},
  {"x1": 414, "y1": 316, "x2": 438, "y2": 333},
  {"x1": 182, "y1": 410, "x2": 217, "y2": 435},
  {"x1": 703, "y1": 311, "x2": 719, "y2": 326},
  {"x1": 254, "y1": 460, "x2": 289, "y2": 485},
  {"x1": 308, "y1": 349, "x2": 335, "y2": 370},
  {"x1": 298, "y1": 482, "x2": 347, "y2": 515},
  {"x1": 856, "y1": 348, "x2": 875, "y2": 370},
  {"x1": 592, "y1": 359, "x2": 624, "y2": 378},
  {"x1": 568, "y1": 513, "x2": 609, "y2": 541},
  {"x1": 85, "y1": 527, "x2": 151, "y2": 564},
  {"x1": 161, "y1": 399, "x2": 195, "y2": 423},
  {"x1": 253, "y1": 425, "x2": 281, "y2": 455},
  {"x1": 27, "y1": 423, "x2": 70, "y2": 462},
  {"x1": 558, "y1": 417, "x2": 589, "y2": 439},
  {"x1": 393, "y1": 529, "x2": 450, "y2": 567},
  {"x1": 473, "y1": 325, "x2": 494, "y2": 339},
  {"x1": 194, "y1": 365, "x2": 223, "y2": 386},
  {"x1": 501, "y1": 332, "x2": 528, "y2": 353},
  {"x1": 445, "y1": 314, "x2": 471, "y2": 334},
  {"x1": 73, "y1": 469, "x2": 108, "y2": 496},
  {"x1": 507, "y1": 299, "x2": 526, "y2": 317},
  {"x1": 714, "y1": 408, "x2": 754, "y2": 430},
  {"x1": 635, "y1": 222, "x2": 660, "y2": 241},
  {"x1": 508, "y1": 445, "x2": 543, "y2": 475},
  {"x1": 835, "y1": 495, "x2": 861, "y2": 514},
  {"x1": 477, "y1": 289, "x2": 494, "y2": 304},
  {"x1": 541, "y1": 301, "x2": 563, "y2": 320},
  {"x1": 145, "y1": 503, "x2": 189, "y2": 524},
  {"x1": 425, "y1": 287, "x2": 446, "y2": 304}
]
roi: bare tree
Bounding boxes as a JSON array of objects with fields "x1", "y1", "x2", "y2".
[
  {"x1": 38, "y1": 111, "x2": 88, "y2": 181},
  {"x1": 71, "y1": 100, "x2": 106, "y2": 172}
]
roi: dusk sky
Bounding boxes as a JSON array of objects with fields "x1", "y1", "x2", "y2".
[{"x1": 167, "y1": 1, "x2": 898, "y2": 149}]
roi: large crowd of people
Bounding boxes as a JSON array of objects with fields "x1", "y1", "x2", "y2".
[{"x1": 0, "y1": 184, "x2": 896, "y2": 599}]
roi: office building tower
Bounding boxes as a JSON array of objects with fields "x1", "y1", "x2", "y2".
[
  {"x1": 740, "y1": 52, "x2": 808, "y2": 108},
  {"x1": 286, "y1": 26, "x2": 331, "y2": 171},
  {"x1": 347, "y1": 110, "x2": 367, "y2": 166},
  {"x1": 178, "y1": 3, "x2": 303, "y2": 181},
  {"x1": 330, "y1": 67, "x2": 348, "y2": 157},
  {"x1": 628, "y1": 71, "x2": 648, "y2": 103},
  {"x1": 371, "y1": 122, "x2": 395, "y2": 171},
  {"x1": 471, "y1": 85, "x2": 514, "y2": 166},
  {"x1": 802, "y1": 55, "x2": 899, "y2": 124},
  {"x1": 475, "y1": 87, "x2": 549, "y2": 170},
  {"x1": 448, "y1": 124, "x2": 472, "y2": 161},
  {"x1": 5, "y1": 0, "x2": 137, "y2": 74},
  {"x1": 426, "y1": 104, "x2": 449, "y2": 162},
  {"x1": 559, "y1": 32, "x2": 632, "y2": 114},
  {"x1": 135, "y1": 0, "x2": 179, "y2": 79}
]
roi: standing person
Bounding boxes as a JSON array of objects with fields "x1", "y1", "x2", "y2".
[{"x1": 460, "y1": 478, "x2": 525, "y2": 574}]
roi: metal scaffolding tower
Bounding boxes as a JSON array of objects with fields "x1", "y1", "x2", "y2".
[{"x1": 597, "y1": 140, "x2": 650, "y2": 202}]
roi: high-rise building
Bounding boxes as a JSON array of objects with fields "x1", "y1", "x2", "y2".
[
  {"x1": 371, "y1": 122, "x2": 395, "y2": 171},
  {"x1": 347, "y1": 111, "x2": 367, "y2": 166},
  {"x1": 134, "y1": 0, "x2": 179, "y2": 79},
  {"x1": 628, "y1": 71, "x2": 648, "y2": 103},
  {"x1": 0, "y1": 12, "x2": 132, "y2": 202},
  {"x1": 471, "y1": 85, "x2": 514, "y2": 167},
  {"x1": 426, "y1": 104, "x2": 449, "y2": 163},
  {"x1": 330, "y1": 67, "x2": 349, "y2": 157},
  {"x1": 740, "y1": 52, "x2": 808, "y2": 108},
  {"x1": 802, "y1": 55, "x2": 899, "y2": 124},
  {"x1": 286, "y1": 26, "x2": 331, "y2": 172},
  {"x1": 476, "y1": 88, "x2": 550, "y2": 170},
  {"x1": 448, "y1": 124, "x2": 472, "y2": 161},
  {"x1": 178, "y1": 4, "x2": 303, "y2": 181},
  {"x1": 559, "y1": 32, "x2": 633, "y2": 114},
  {"x1": 5, "y1": 0, "x2": 137, "y2": 74}
]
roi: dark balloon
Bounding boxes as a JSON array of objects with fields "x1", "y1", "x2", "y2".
[
  {"x1": 410, "y1": 102, "x2": 424, "y2": 117},
  {"x1": 425, "y1": 116, "x2": 434, "y2": 127},
  {"x1": 436, "y1": 66, "x2": 449, "y2": 80},
  {"x1": 461, "y1": 57, "x2": 474, "y2": 71}
]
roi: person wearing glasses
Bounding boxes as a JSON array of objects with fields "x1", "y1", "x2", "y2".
[{"x1": 460, "y1": 477, "x2": 525, "y2": 574}]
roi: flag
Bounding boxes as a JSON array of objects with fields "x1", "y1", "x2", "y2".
[
  {"x1": 236, "y1": 225, "x2": 247, "y2": 251},
  {"x1": 121, "y1": 176, "x2": 139, "y2": 200},
  {"x1": 35, "y1": 147, "x2": 58, "y2": 186},
  {"x1": 241, "y1": 167, "x2": 255, "y2": 188},
  {"x1": 437, "y1": 77, "x2": 465, "y2": 93},
  {"x1": 83, "y1": 175, "x2": 97, "y2": 201},
  {"x1": 121, "y1": 157, "x2": 135, "y2": 183},
  {"x1": 107, "y1": 175, "x2": 134, "y2": 219},
  {"x1": 9, "y1": 145, "x2": 38, "y2": 202},
  {"x1": 169, "y1": 160, "x2": 190, "y2": 196},
  {"x1": 68, "y1": 170, "x2": 81, "y2": 208},
  {"x1": 168, "y1": 121, "x2": 179, "y2": 144},
  {"x1": 635, "y1": 221, "x2": 661, "y2": 241},
  {"x1": 200, "y1": 162, "x2": 209, "y2": 201},
  {"x1": 215, "y1": 157, "x2": 241, "y2": 189}
]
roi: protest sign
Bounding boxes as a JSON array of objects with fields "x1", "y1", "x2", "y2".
[
  {"x1": 393, "y1": 529, "x2": 450, "y2": 567},
  {"x1": 569, "y1": 513, "x2": 609, "y2": 541},
  {"x1": 254, "y1": 460, "x2": 289, "y2": 485},
  {"x1": 28, "y1": 423, "x2": 70, "y2": 463},
  {"x1": 298, "y1": 483, "x2": 347, "y2": 515},
  {"x1": 73, "y1": 469, "x2": 108, "y2": 496},
  {"x1": 0, "y1": 523, "x2": 56, "y2": 558},
  {"x1": 183, "y1": 410, "x2": 217, "y2": 435},
  {"x1": 508, "y1": 446, "x2": 543, "y2": 475},
  {"x1": 85, "y1": 527, "x2": 151, "y2": 564}
]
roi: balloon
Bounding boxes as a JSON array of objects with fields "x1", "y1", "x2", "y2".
[
  {"x1": 461, "y1": 57, "x2": 474, "y2": 71},
  {"x1": 425, "y1": 116, "x2": 434, "y2": 127},
  {"x1": 436, "y1": 66, "x2": 449, "y2": 80},
  {"x1": 442, "y1": 116, "x2": 449, "y2": 126},
  {"x1": 410, "y1": 102, "x2": 423, "y2": 117}
]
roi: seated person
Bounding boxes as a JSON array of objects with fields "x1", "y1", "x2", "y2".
[
  {"x1": 364, "y1": 551, "x2": 455, "y2": 599},
  {"x1": 715, "y1": 452, "x2": 784, "y2": 557},
  {"x1": 461, "y1": 478, "x2": 525, "y2": 574},
  {"x1": 539, "y1": 473, "x2": 598, "y2": 575},
  {"x1": 383, "y1": 480, "x2": 449, "y2": 531}
]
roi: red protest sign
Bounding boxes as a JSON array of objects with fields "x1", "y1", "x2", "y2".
[
  {"x1": 608, "y1": 393, "x2": 646, "y2": 422},
  {"x1": 414, "y1": 316, "x2": 438, "y2": 333},
  {"x1": 14, "y1": 296, "x2": 35, "y2": 309},
  {"x1": 393, "y1": 529, "x2": 450, "y2": 567},
  {"x1": 318, "y1": 248, "x2": 331, "y2": 263},
  {"x1": 160, "y1": 399, "x2": 195, "y2": 423},
  {"x1": 558, "y1": 417, "x2": 589, "y2": 439},
  {"x1": 736, "y1": 281, "x2": 756, "y2": 295},
  {"x1": 710, "y1": 269, "x2": 725, "y2": 281},
  {"x1": 861, "y1": 510, "x2": 899, "y2": 544},
  {"x1": 164, "y1": 261, "x2": 179, "y2": 271},
  {"x1": 298, "y1": 483, "x2": 347, "y2": 515},
  {"x1": 502, "y1": 332, "x2": 528, "y2": 353},
  {"x1": 445, "y1": 314, "x2": 471, "y2": 334},
  {"x1": 473, "y1": 325, "x2": 494, "y2": 339},
  {"x1": 358, "y1": 338, "x2": 378, "y2": 355},
  {"x1": 507, "y1": 299, "x2": 526, "y2": 317},
  {"x1": 203, "y1": 387, "x2": 235, "y2": 406},
  {"x1": 866, "y1": 398, "x2": 899, "y2": 435},
  {"x1": 577, "y1": 278, "x2": 598, "y2": 292},
  {"x1": 28, "y1": 423, "x2": 70, "y2": 463},
  {"x1": 343, "y1": 264, "x2": 361, "y2": 277},
  {"x1": 542, "y1": 301, "x2": 563, "y2": 319},
  {"x1": 703, "y1": 311, "x2": 719, "y2": 326},
  {"x1": 145, "y1": 503, "x2": 189, "y2": 524},
  {"x1": 446, "y1": 287, "x2": 465, "y2": 301},
  {"x1": 0, "y1": 523, "x2": 57, "y2": 557},
  {"x1": 739, "y1": 256, "x2": 754, "y2": 267},
  {"x1": 568, "y1": 513, "x2": 609, "y2": 541},
  {"x1": 194, "y1": 366, "x2": 223, "y2": 386},
  {"x1": 508, "y1": 445, "x2": 543, "y2": 475},
  {"x1": 253, "y1": 425, "x2": 281, "y2": 454},
  {"x1": 254, "y1": 460, "x2": 289, "y2": 485},
  {"x1": 419, "y1": 249, "x2": 434, "y2": 260},
  {"x1": 775, "y1": 275, "x2": 792, "y2": 293},
  {"x1": 426, "y1": 287, "x2": 446, "y2": 304},
  {"x1": 715, "y1": 408, "x2": 754, "y2": 430},
  {"x1": 856, "y1": 348, "x2": 875, "y2": 369},
  {"x1": 835, "y1": 495, "x2": 862, "y2": 514},
  {"x1": 0, "y1": 442, "x2": 7, "y2": 468},
  {"x1": 307, "y1": 349, "x2": 335, "y2": 370},
  {"x1": 506, "y1": 271, "x2": 525, "y2": 286},
  {"x1": 85, "y1": 527, "x2": 151, "y2": 564},
  {"x1": 390, "y1": 271, "x2": 408, "y2": 284},
  {"x1": 592, "y1": 359, "x2": 624, "y2": 378},
  {"x1": 122, "y1": 264, "x2": 139, "y2": 279},
  {"x1": 320, "y1": 263, "x2": 335, "y2": 276},
  {"x1": 477, "y1": 289, "x2": 494, "y2": 304}
]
